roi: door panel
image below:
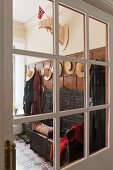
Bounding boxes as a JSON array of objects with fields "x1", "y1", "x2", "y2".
[
  {"x1": 13, "y1": 119, "x2": 54, "y2": 170},
  {"x1": 13, "y1": 54, "x2": 54, "y2": 117},
  {"x1": 1, "y1": 0, "x2": 113, "y2": 170},
  {"x1": 13, "y1": 0, "x2": 54, "y2": 54}
]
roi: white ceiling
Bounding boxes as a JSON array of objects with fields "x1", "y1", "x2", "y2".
[
  {"x1": 13, "y1": 0, "x2": 113, "y2": 23},
  {"x1": 13, "y1": 0, "x2": 52, "y2": 23},
  {"x1": 83, "y1": 0, "x2": 113, "y2": 15}
]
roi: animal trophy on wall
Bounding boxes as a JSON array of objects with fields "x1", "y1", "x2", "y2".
[{"x1": 39, "y1": 17, "x2": 69, "y2": 50}]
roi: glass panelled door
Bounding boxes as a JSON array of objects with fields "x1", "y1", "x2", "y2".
[{"x1": 1, "y1": 0, "x2": 113, "y2": 170}]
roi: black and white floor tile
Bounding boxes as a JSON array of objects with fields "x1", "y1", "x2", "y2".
[{"x1": 15, "y1": 137, "x2": 53, "y2": 170}]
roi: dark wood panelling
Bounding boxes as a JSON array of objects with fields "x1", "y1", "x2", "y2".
[{"x1": 26, "y1": 47, "x2": 106, "y2": 91}]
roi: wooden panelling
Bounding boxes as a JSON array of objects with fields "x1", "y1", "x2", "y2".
[{"x1": 26, "y1": 47, "x2": 106, "y2": 91}]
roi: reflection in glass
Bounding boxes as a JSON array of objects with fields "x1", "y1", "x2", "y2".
[
  {"x1": 60, "y1": 113, "x2": 84, "y2": 167},
  {"x1": 89, "y1": 109, "x2": 107, "y2": 154},
  {"x1": 59, "y1": 61, "x2": 85, "y2": 111},
  {"x1": 89, "y1": 17, "x2": 107, "y2": 62},
  {"x1": 13, "y1": 119, "x2": 53, "y2": 169},
  {"x1": 13, "y1": 55, "x2": 53, "y2": 116},
  {"x1": 13, "y1": 0, "x2": 53, "y2": 54},
  {"x1": 59, "y1": 5, "x2": 85, "y2": 56},
  {"x1": 89, "y1": 65, "x2": 108, "y2": 106}
]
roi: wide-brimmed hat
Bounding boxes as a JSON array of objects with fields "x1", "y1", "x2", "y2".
[
  {"x1": 26, "y1": 67, "x2": 35, "y2": 81},
  {"x1": 64, "y1": 61, "x2": 75, "y2": 75},
  {"x1": 39, "y1": 17, "x2": 69, "y2": 51},
  {"x1": 59, "y1": 25, "x2": 69, "y2": 51},
  {"x1": 75, "y1": 62, "x2": 84, "y2": 77},
  {"x1": 41, "y1": 65, "x2": 52, "y2": 81},
  {"x1": 50, "y1": 62, "x2": 62, "y2": 77},
  {"x1": 59, "y1": 62, "x2": 62, "y2": 76}
]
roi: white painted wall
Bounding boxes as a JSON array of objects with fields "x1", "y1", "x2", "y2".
[
  {"x1": 60, "y1": 11, "x2": 84, "y2": 55},
  {"x1": 13, "y1": 9, "x2": 106, "y2": 111},
  {"x1": 13, "y1": 42, "x2": 25, "y2": 115},
  {"x1": 25, "y1": 9, "x2": 106, "y2": 55},
  {"x1": 13, "y1": 10, "x2": 106, "y2": 114},
  {"x1": 13, "y1": 8, "x2": 106, "y2": 56},
  {"x1": 25, "y1": 23, "x2": 53, "y2": 54},
  {"x1": 14, "y1": 54, "x2": 25, "y2": 109},
  {"x1": 25, "y1": 57, "x2": 46, "y2": 65},
  {"x1": 13, "y1": 124, "x2": 22, "y2": 135},
  {"x1": 89, "y1": 18, "x2": 106, "y2": 50},
  {"x1": 13, "y1": 21, "x2": 26, "y2": 42}
]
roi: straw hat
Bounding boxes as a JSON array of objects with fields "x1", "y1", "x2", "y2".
[
  {"x1": 64, "y1": 61, "x2": 75, "y2": 75},
  {"x1": 59, "y1": 62, "x2": 62, "y2": 76},
  {"x1": 75, "y1": 62, "x2": 84, "y2": 77},
  {"x1": 50, "y1": 62, "x2": 62, "y2": 77},
  {"x1": 26, "y1": 67, "x2": 35, "y2": 81},
  {"x1": 41, "y1": 65, "x2": 52, "y2": 81},
  {"x1": 39, "y1": 18, "x2": 69, "y2": 51},
  {"x1": 59, "y1": 25, "x2": 69, "y2": 51}
]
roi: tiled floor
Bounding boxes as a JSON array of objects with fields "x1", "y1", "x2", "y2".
[{"x1": 15, "y1": 137, "x2": 53, "y2": 170}]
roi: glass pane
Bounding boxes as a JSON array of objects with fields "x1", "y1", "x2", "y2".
[
  {"x1": 13, "y1": 119, "x2": 54, "y2": 169},
  {"x1": 59, "y1": 5, "x2": 85, "y2": 57},
  {"x1": 89, "y1": 109, "x2": 108, "y2": 154},
  {"x1": 89, "y1": 65, "x2": 108, "y2": 106},
  {"x1": 60, "y1": 113, "x2": 84, "y2": 168},
  {"x1": 13, "y1": 0, "x2": 53, "y2": 54},
  {"x1": 89, "y1": 17, "x2": 108, "y2": 62},
  {"x1": 59, "y1": 61, "x2": 85, "y2": 111},
  {"x1": 13, "y1": 54, "x2": 53, "y2": 116}
]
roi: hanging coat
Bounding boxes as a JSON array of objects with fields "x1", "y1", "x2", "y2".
[
  {"x1": 23, "y1": 76, "x2": 34, "y2": 116},
  {"x1": 89, "y1": 65, "x2": 106, "y2": 153}
]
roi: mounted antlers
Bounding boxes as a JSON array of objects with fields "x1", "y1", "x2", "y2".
[{"x1": 39, "y1": 17, "x2": 69, "y2": 48}]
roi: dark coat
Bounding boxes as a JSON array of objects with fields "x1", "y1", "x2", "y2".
[
  {"x1": 90, "y1": 65, "x2": 106, "y2": 153},
  {"x1": 23, "y1": 76, "x2": 34, "y2": 116}
]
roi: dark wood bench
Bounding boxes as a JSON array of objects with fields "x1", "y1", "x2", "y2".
[
  {"x1": 30, "y1": 120, "x2": 84, "y2": 165},
  {"x1": 30, "y1": 88, "x2": 84, "y2": 165}
]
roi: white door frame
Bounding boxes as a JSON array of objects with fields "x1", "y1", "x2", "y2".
[
  {"x1": 0, "y1": 0, "x2": 13, "y2": 169},
  {"x1": 1, "y1": 0, "x2": 113, "y2": 170},
  {"x1": 0, "y1": 0, "x2": 4, "y2": 169}
]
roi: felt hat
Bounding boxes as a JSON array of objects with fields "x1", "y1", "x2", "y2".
[
  {"x1": 41, "y1": 65, "x2": 52, "y2": 81},
  {"x1": 39, "y1": 17, "x2": 69, "y2": 51},
  {"x1": 50, "y1": 62, "x2": 62, "y2": 77},
  {"x1": 64, "y1": 61, "x2": 75, "y2": 75},
  {"x1": 59, "y1": 25, "x2": 69, "y2": 51},
  {"x1": 26, "y1": 67, "x2": 35, "y2": 81},
  {"x1": 59, "y1": 62, "x2": 62, "y2": 77},
  {"x1": 75, "y1": 62, "x2": 84, "y2": 77}
]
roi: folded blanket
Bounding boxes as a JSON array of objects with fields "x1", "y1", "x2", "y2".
[
  {"x1": 50, "y1": 123, "x2": 84, "y2": 162},
  {"x1": 50, "y1": 136, "x2": 68, "y2": 162},
  {"x1": 71, "y1": 124, "x2": 84, "y2": 144},
  {"x1": 32, "y1": 122, "x2": 53, "y2": 138}
]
